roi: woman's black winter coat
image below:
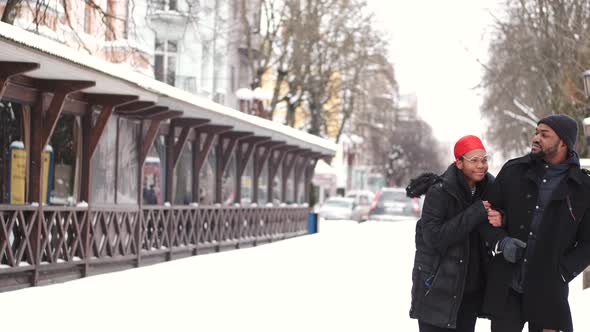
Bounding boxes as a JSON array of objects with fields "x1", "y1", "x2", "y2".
[{"x1": 409, "y1": 164, "x2": 493, "y2": 329}]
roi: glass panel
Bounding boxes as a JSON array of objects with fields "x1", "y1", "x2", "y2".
[
  {"x1": 154, "y1": 54, "x2": 164, "y2": 82},
  {"x1": 272, "y1": 165, "x2": 281, "y2": 205},
  {"x1": 258, "y1": 161, "x2": 268, "y2": 205},
  {"x1": 143, "y1": 139, "x2": 164, "y2": 205},
  {"x1": 166, "y1": 55, "x2": 176, "y2": 86},
  {"x1": 117, "y1": 118, "x2": 138, "y2": 204},
  {"x1": 173, "y1": 143, "x2": 192, "y2": 205},
  {"x1": 198, "y1": 137, "x2": 215, "y2": 205},
  {"x1": 0, "y1": 101, "x2": 24, "y2": 204},
  {"x1": 240, "y1": 157, "x2": 253, "y2": 206},
  {"x1": 167, "y1": 40, "x2": 177, "y2": 52},
  {"x1": 91, "y1": 115, "x2": 116, "y2": 204},
  {"x1": 49, "y1": 114, "x2": 78, "y2": 205},
  {"x1": 285, "y1": 168, "x2": 294, "y2": 204},
  {"x1": 297, "y1": 180, "x2": 305, "y2": 204},
  {"x1": 155, "y1": 39, "x2": 164, "y2": 51},
  {"x1": 221, "y1": 151, "x2": 235, "y2": 206}
]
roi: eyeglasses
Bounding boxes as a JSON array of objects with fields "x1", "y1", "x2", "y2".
[{"x1": 460, "y1": 155, "x2": 491, "y2": 165}]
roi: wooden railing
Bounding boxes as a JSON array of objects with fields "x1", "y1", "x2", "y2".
[{"x1": 0, "y1": 205, "x2": 309, "y2": 291}]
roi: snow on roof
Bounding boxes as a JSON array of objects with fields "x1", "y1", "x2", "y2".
[{"x1": 0, "y1": 22, "x2": 337, "y2": 155}]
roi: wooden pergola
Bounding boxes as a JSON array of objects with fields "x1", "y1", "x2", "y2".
[{"x1": 0, "y1": 23, "x2": 336, "y2": 291}]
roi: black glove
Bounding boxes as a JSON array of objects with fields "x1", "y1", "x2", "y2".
[{"x1": 498, "y1": 237, "x2": 527, "y2": 263}]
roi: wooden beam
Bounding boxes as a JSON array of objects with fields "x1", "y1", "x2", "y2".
[
  {"x1": 168, "y1": 118, "x2": 211, "y2": 169},
  {"x1": 116, "y1": 101, "x2": 155, "y2": 114},
  {"x1": 198, "y1": 124, "x2": 233, "y2": 134},
  {"x1": 82, "y1": 93, "x2": 138, "y2": 106},
  {"x1": 170, "y1": 126, "x2": 191, "y2": 169},
  {"x1": 281, "y1": 149, "x2": 306, "y2": 202},
  {"x1": 254, "y1": 141, "x2": 285, "y2": 180},
  {"x1": 0, "y1": 62, "x2": 39, "y2": 99},
  {"x1": 170, "y1": 117, "x2": 210, "y2": 128},
  {"x1": 193, "y1": 129, "x2": 220, "y2": 173},
  {"x1": 139, "y1": 119, "x2": 162, "y2": 166},
  {"x1": 237, "y1": 136, "x2": 270, "y2": 176},
  {"x1": 125, "y1": 106, "x2": 169, "y2": 118},
  {"x1": 269, "y1": 145, "x2": 297, "y2": 180},
  {"x1": 219, "y1": 131, "x2": 253, "y2": 174},
  {"x1": 214, "y1": 132, "x2": 253, "y2": 203},
  {"x1": 37, "y1": 79, "x2": 95, "y2": 148},
  {"x1": 84, "y1": 94, "x2": 139, "y2": 158},
  {"x1": 234, "y1": 136, "x2": 270, "y2": 203},
  {"x1": 148, "y1": 110, "x2": 183, "y2": 121}
]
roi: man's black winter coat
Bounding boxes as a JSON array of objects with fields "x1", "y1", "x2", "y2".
[
  {"x1": 410, "y1": 165, "x2": 493, "y2": 329},
  {"x1": 480, "y1": 154, "x2": 590, "y2": 332}
]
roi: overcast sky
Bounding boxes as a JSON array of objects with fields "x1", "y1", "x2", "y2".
[{"x1": 368, "y1": 1, "x2": 503, "y2": 155}]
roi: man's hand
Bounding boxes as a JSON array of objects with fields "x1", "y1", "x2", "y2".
[
  {"x1": 482, "y1": 200, "x2": 491, "y2": 211},
  {"x1": 488, "y1": 209, "x2": 503, "y2": 228},
  {"x1": 498, "y1": 237, "x2": 527, "y2": 263}
]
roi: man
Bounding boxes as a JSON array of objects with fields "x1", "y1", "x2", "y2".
[{"x1": 481, "y1": 114, "x2": 590, "y2": 332}]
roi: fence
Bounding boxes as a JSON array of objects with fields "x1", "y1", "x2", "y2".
[{"x1": 0, "y1": 204, "x2": 309, "y2": 291}]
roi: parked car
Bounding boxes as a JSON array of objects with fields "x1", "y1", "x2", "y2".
[
  {"x1": 368, "y1": 188, "x2": 422, "y2": 221},
  {"x1": 345, "y1": 190, "x2": 374, "y2": 222},
  {"x1": 318, "y1": 197, "x2": 361, "y2": 221}
]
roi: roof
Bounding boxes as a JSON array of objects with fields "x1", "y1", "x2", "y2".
[{"x1": 0, "y1": 22, "x2": 337, "y2": 155}]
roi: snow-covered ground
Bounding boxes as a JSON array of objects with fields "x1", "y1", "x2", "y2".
[{"x1": 0, "y1": 219, "x2": 587, "y2": 331}]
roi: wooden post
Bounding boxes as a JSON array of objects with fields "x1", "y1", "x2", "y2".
[
  {"x1": 234, "y1": 136, "x2": 270, "y2": 204},
  {"x1": 252, "y1": 141, "x2": 284, "y2": 204},
  {"x1": 214, "y1": 131, "x2": 253, "y2": 204},
  {"x1": 267, "y1": 145, "x2": 295, "y2": 204}
]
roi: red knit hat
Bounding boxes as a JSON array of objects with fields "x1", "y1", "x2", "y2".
[{"x1": 454, "y1": 135, "x2": 486, "y2": 161}]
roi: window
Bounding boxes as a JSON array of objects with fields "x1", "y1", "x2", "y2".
[
  {"x1": 285, "y1": 168, "x2": 294, "y2": 204},
  {"x1": 91, "y1": 115, "x2": 117, "y2": 204},
  {"x1": 221, "y1": 146, "x2": 235, "y2": 206},
  {"x1": 49, "y1": 114, "x2": 80, "y2": 205},
  {"x1": 240, "y1": 157, "x2": 253, "y2": 206},
  {"x1": 272, "y1": 164, "x2": 281, "y2": 205},
  {"x1": 91, "y1": 115, "x2": 139, "y2": 205},
  {"x1": 173, "y1": 143, "x2": 192, "y2": 205},
  {"x1": 152, "y1": 0, "x2": 177, "y2": 11},
  {"x1": 198, "y1": 134, "x2": 216, "y2": 205},
  {"x1": 116, "y1": 118, "x2": 139, "y2": 204},
  {"x1": 143, "y1": 136, "x2": 165, "y2": 205},
  {"x1": 258, "y1": 161, "x2": 268, "y2": 205},
  {"x1": 154, "y1": 39, "x2": 178, "y2": 86},
  {"x1": 0, "y1": 101, "x2": 25, "y2": 204}
]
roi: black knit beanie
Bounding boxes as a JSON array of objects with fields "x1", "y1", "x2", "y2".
[{"x1": 538, "y1": 114, "x2": 578, "y2": 151}]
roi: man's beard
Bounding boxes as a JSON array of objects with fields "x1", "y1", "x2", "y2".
[{"x1": 531, "y1": 149, "x2": 546, "y2": 159}]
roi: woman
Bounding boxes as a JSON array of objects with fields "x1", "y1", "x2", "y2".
[{"x1": 408, "y1": 135, "x2": 494, "y2": 332}]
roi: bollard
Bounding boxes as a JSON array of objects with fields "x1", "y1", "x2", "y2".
[{"x1": 307, "y1": 212, "x2": 318, "y2": 234}]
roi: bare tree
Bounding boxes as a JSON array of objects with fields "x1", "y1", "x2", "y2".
[{"x1": 481, "y1": 0, "x2": 590, "y2": 154}]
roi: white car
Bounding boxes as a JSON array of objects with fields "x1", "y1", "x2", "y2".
[{"x1": 318, "y1": 197, "x2": 361, "y2": 221}]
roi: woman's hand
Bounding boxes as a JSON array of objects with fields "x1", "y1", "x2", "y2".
[{"x1": 487, "y1": 209, "x2": 503, "y2": 227}]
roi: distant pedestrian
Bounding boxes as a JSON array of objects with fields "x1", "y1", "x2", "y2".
[
  {"x1": 407, "y1": 135, "x2": 495, "y2": 332},
  {"x1": 480, "y1": 114, "x2": 590, "y2": 332}
]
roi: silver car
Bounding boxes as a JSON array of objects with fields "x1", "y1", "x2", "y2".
[{"x1": 318, "y1": 197, "x2": 360, "y2": 221}]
